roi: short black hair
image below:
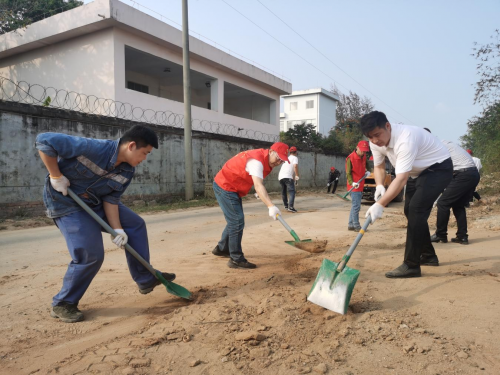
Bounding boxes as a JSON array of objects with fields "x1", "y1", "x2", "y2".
[
  {"x1": 120, "y1": 125, "x2": 158, "y2": 149},
  {"x1": 359, "y1": 111, "x2": 389, "y2": 136}
]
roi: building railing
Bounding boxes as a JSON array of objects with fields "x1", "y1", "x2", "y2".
[{"x1": 0, "y1": 77, "x2": 279, "y2": 142}]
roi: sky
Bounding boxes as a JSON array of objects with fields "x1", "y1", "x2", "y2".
[{"x1": 88, "y1": 0, "x2": 499, "y2": 144}]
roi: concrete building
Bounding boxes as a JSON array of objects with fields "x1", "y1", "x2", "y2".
[
  {"x1": 281, "y1": 88, "x2": 339, "y2": 135},
  {"x1": 0, "y1": 0, "x2": 291, "y2": 137}
]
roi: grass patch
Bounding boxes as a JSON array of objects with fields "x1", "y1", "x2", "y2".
[{"x1": 131, "y1": 196, "x2": 219, "y2": 214}]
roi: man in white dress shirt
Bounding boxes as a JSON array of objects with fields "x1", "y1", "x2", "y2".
[
  {"x1": 360, "y1": 111, "x2": 453, "y2": 278},
  {"x1": 431, "y1": 140, "x2": 480, "y2": 245}
]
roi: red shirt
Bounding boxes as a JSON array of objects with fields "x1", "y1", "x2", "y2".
[
  {"x1": 346, "y1": 151, "x2": 367, "y2": 192},
  {"x1": 214, "y1": 149, "x2": 272, "y2": 197}
]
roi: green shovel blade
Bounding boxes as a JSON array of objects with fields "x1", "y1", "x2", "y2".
[
  {"x1": 335, "y1": 193, "x2": 351, "y2": 201},
  {"x1": 285, "y1": 239, "x2": 312, "y2": 246},
  {"x1": 307, "y1": 259, "x2": 360, "y2": 314},
  {"x1": 156, "y1": 271, "x2": 192, "y2": 300}
]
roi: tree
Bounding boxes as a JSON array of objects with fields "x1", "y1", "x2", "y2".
[
  {"x1": 331, "y1": 85, "x2": 374, "y2": 130},
  {"x1": 0, "y1": 0, "x2": 83, "y2": 35},
  {"x1": 280, "y1": 123, "x2": 323, "y2": 151},
  {"x1": 472, "y1": 29, "x2": 500, "y2": 106}
]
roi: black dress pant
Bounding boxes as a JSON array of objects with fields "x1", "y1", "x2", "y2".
[
  {"x1": 436, "y1": 168, "x2": 480, "y2": 239},
  {"x1": 403, "y1": 158, "x2": 453, "y2": 267},
  {"x1": 327, "y1": 180, "x2": 338, "y2": 193}
]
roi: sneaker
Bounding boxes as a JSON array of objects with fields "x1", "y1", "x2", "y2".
[
  {"x1": 353, "y1": 226, "x2": 362, "y2": 232},
  {"x1": 430, "y1": 234, "x2": 448, "y2": 243},
  {"x1": 348, "y1": 226, "x2": 355, "y2": 231},
  {"x1": 287, "y1": 207, "x2": 297, "y2": 213},
  {"x1": 284, "y1": 205, "x2": 288, "y2": 210},
  {"x1": 385, "y1": 263, "x2": 421, "y2": 278},
  {"x1": 51, "y1": 302, "x2": 84, "y2": 323},
  {"x1": 212, "y1": 245, "x2": 230, "y2": 258},
  {"x1": 451, "y1": 237, "x2": 469, "y2": 245},
  {"x1": 420, "y1": 254, "x2": 439, "y2": 266},
  {"x1": 227, "y1": 259, "x2": 257, "y2": 269},
  {"x1": 139, "y1": 272, "x2": 176, "y2": 295}
]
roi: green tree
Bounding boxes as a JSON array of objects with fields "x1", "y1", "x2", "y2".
[
  {"x1": 472, "y1": 29, "x2": 500, "y2": 106},
  {"x1": 280, "y1": 123, "x2": 323, "y2": 151},
  {"x1": 0, "y1": 0, "x2": 83, "y2": 35}
]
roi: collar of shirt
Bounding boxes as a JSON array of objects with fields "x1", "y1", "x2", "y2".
[{"x1": 108, "y1": 139, "x2": 134, "y2": 172}]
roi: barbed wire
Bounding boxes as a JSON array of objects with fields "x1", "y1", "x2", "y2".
[{"x1": 0, "y1": 77, "x2": 279, "y2": 142}]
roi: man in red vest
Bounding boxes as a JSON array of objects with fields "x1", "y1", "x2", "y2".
[
  {"x1": 212, "y1": 142, "x2": 290, "y2": 269},
  {"x1": 346, "y1": 140, "x2": 370, "y2": 231}
]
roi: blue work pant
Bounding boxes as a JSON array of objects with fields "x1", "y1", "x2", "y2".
[
  {"x1": 213, "y1": 182, "x2": 246, "y2": 262},
  {"x1": 348, "y1": 192, "x2": 362, "y2": 228},
  {"x1": 280, "y1": 178, "x2": 296, "y2": 208},
  {"x1": 53, "y1": 203, "x2": 156, "y2": 306}
]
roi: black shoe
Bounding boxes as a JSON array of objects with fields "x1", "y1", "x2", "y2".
[
  {"x1": 420, "y1": 254, "x2": 439, "y2": 266},
  {"x1": 284, "y1": 205, "x2": 288, "y2": 210},
  {"x1": 451, "y1": 237, "x2": 469, "y2": 245},
  {"x1": 139, "y1": 272, "x2": 176, "y2": 294},
  {"x1": 287, "y1": 207, "x2": 297, "y2": 213},
  {"x1": 348, "y1": 226, "x2": 355, "y2": 231},
  {"x1": 385, "y1": 263, "x2": 421, "y2": 278},
  {"x1": 353, "y1": 226, "x2": 363, "y2": 232},
  {"x1": 212, "y1": 245, "x2": 230, "y2": 258},
  {"x1": 227, "y1": 259, "x2": 257, "y2": 269},
  {"x1": 51, "y1": 302, "x2": 84, "y2": 323},
  {"x1": 430, "y1": 234, "x2": 448, "y2": 243}
]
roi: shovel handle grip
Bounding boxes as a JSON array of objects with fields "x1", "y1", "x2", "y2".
[
  {"x1": 342, "y1": 174, "x2": 369, "y2": 198},
  {"x1": 337, "y1": 216, "x2": 372, "y2": 272},
  {"x1": 67, "y1": 188, "x2": 158, "y2": 278}
]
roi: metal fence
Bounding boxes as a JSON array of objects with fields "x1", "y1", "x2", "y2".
[{"x1": 0, "y1": 77, "x2": 279, "y2": 142}]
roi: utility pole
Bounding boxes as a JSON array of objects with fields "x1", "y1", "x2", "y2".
[{"x1": 182, "y1": 0, "x2": 194, "y2": 200}]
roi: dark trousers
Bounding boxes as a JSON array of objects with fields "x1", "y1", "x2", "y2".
[
  {"x1": 280, "y1": 178, "x2": 296, "y2": 208},
  {"x1": 403, "y1": 158, "x2": 453, "y2": 267},
  {"x1": 436, "y1": 169, "x2": 480, "y2": 239},
  {"x1": 327, "y1": 180, "x2": 339, "y2": 193}
]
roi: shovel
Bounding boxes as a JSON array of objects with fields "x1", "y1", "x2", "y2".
[
  {"x1": 67, "y1": 188, "x2": 192, "y2": 300},
  {"x1": 307, "y1": 216, "x2": 371, "y2": 314},
  {"x1": 277, "y1": 215, "x2": 327, "y2": 253},
  {"x1": 336, "y1": 171, "x2": 371, "y2": 201}
]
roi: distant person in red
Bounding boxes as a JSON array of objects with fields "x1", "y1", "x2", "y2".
[
  {"x1": 327, "y1": 167, "x2": 341, "y2": 194},
  {"x1": 212, "y1": 142, "x2": 290, "y2": 269},
  {"x1": 346, "y1": 141, "x2": 370, "y2": 231}
]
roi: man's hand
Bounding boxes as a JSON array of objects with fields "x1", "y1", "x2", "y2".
[
  {"x1": 111, "y1": 229, "x2": 128, "y2": 249},
  {"x1": 353, "y1": 182, "x2": 360, "y2": 189},
  {"x1": 295, "y1": 176, "x2": 300, "y2": 181},
  {"x1": 375, "y1": 185, "x2": 386, "y2": 202},
  {"x1": 268, "y1": 205, "x2": 281, "y2": 220},
  {"x1": 327, "y1": 183, "x2": 331, "y2": 187},
  {"x1": 365, "y1": 203, "x2": 384, "y2": 223},
  {"x1": 50, "y1": 174, "x2": 70, "y2": 196}
]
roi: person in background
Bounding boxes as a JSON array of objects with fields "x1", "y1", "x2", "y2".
[
  {"x1": 467, "y1": 149, "x2": 482, "y2": 202},
  {"x1": 346, "y1": 140, "x2": 370, "y2": 231},
  {"x1": 327, "y1": 167, "x2": 341, "y2": 194},
  {"x1": 278, "y1": 146, "x2": 300, "y2": 213}
]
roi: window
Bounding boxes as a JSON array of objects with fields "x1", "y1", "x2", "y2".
[
  {"x1": 127, "y1": 81, "x2": 149, "y2": 94},
  {"x1": 306, "y1": 100, "x2": 314, "y2": 109},
  {"x1": 280, "y1": 121, "x2": 285, "y2": 132},
  {"x1": 290, "y1": 102, "x2": 298, "y2": 111}
]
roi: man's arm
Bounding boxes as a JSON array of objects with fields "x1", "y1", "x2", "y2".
[
  {"x1": 293, "y1": 164, "x2": 299, "y2": 179},
  {"x1": 376, "y1": 172, "x2": 409, "y2": 207},
  {"x1": 103, "y1": 202, "x2": 122, "y2": 229},
  {"x1": 252, "y1": 176, "x2": 274, "y2": 208},
  {"x1": 346, "y1": 159, "x2": 353, "y2": 185},
  {"x1": 373, "y1": 163, "x2": 386, "y2": 186},
  {"x1": 38, "y1": 151, "x2": 63, "y2": 177}
]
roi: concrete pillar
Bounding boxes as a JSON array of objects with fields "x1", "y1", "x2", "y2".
[
  {"x1": 270, "y1": 100, "x2": 277, "y2": 126},
  {"x1": 210, "y1": 79, "x2": 224, "y2": 112}
]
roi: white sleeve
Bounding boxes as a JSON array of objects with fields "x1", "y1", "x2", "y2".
[
  {"x1": 371, "y1": 146, "x2": 385, "y2": 167},
  {"x1": 291, "y1": 156, "x2": 298, "y2": 165},
  {"x1": 394, "y1": 142, "x2": 418, "y2": 175},
  {"x1": 245, "y1": 158, "x2": 264, "y2": 179}
]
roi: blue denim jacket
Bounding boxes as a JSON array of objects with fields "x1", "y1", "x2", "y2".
[{"x1": 35, "y1": 133, "x2": 135, "y2": 218}]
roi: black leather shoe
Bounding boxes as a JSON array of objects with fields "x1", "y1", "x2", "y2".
[
  {"x1": 212, "y1": 245, "x2": 230, "y2": 257},
  {"x1": 430, "y1": 234, "x2": 448, "y2": 243},
  {"x1": 227, "y1": 259, "x2": 257, "y2": 269},
  {"x1": 385, "y1": 263, "x2": 421, "y2": 278},
  {"x1": 420, "y1": 254, "x2": 439, "y2": 266},
  {"x1": 451, "y1": 237, "x2": 469, "y2": 245},
  {"x1": 139, "y1": 272, "x2": 176, "y2": 294}
]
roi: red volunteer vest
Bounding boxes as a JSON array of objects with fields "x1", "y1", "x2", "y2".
[
  {"x1": 214, "y1": 149, "x2": 272, "y2": 197},
  {"x1": 346, "y1": 151, "x2": 366, "y2": 192}
]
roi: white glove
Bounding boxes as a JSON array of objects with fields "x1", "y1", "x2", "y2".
[
  {"x1": 374, "y1": 185, "x2": 386, "y2": 202},
  {"x1": 111, "y1": 229, "x2": 128, "y2": 249},
  {"x1": 365, "y1": 203, "x2": 384, "y2": 224},
  {"x1": 327, "y1": 183, "x2": 331, "y2": 187},
  {"x1": 352, "y1": 182, "x2": 360, "y2": 189},
  {"x1": 295, "y1": 176, "x2": 300, "y2": 181},
  {"x1": 268, "y1": 205, "x2": 281, "y2": 220},
  {"x1": 50, "y1": 174, "x2": 70, "y2": 196},
  {"x1": 335, "y1": 178, "x2": 339, "y2": 181},
  {"x1": 254, "y1": 193, "x2": 260, "y2": 200},
  {"x1": 365, "y1": 171, "x2": 371, "y2": 177}
]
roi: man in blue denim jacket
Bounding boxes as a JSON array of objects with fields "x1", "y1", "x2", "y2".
[{"x1": 36, "y1": 125, "x2": 175, "y2": 323}]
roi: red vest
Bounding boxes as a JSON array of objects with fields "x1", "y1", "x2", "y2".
[
  {"x1": 214, "y1": 149, "x2": 272, "y2": 197},
  {"x1": 346, "y1": 151, "x2": 366, "y2": 192}
]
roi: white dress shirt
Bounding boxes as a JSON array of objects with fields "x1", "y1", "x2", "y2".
[
  {"x1": 441, "y1": 140, "x2": 475, "y2": 171},
  {"x1": 370, "y1": 123, "x2": 450, "y2": 179},
  {"x1": 278, "y1": 155, "x2": 298, "y2": 180}
]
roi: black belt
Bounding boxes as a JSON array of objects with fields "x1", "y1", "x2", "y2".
[{"x1": 454, "y1": 167, "x2": 476, "y2": 173}]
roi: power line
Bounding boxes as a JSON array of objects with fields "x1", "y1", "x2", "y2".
[{"x1": 223, "y1": 0, "x2": 414, "y2": 125}]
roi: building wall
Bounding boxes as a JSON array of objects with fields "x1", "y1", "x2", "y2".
[
  {"x1": 282, "y1": 93, "x2": 319, "y2": 132},
  {"x1": 0, "y1": 28, "x2": 116, "y2": 101},
  {"x1": 0, "y1": 102, "x2": 347, "y2": 217},
  {"x1": 318, "y1": 94, "x2": 337, "y2": 135}
]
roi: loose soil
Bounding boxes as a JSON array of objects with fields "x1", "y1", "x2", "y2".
[{"x1": 1, "y1": 191, "x2": 499, "y2": 375}]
